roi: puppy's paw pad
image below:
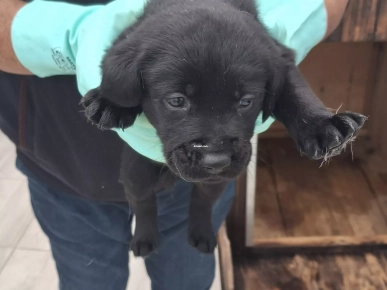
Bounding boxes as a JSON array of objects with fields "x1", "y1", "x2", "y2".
[
  {"x1": 80, "y1": 88, "x2": 140, "y2": 130},
  {"x1": 302, "y1": 127, "x2": 344, "y2": 160},
  {"x1": 130, "y1": 235, "x2": 159, "y2": 257},
  {"x1": 188, "y1": 229, "x2": 217, "y2": 254},
  {"x1": 297, "y1": 111, "x2": 367, "y2": 161},
  {"x1": 330, "y1": 112, "x2": 367, "y2": 139}
]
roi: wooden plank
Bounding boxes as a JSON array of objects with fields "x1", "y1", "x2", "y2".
[
  {"x1": 266, "y1": 141, "x2": 310, "y2": 237},
  {"x1": 218, "y1": 222, "x2": 235, "y2": 290},
  {"x1": 364, "y1": 253, "x2": 387, "y2": 286},
  {"x1": 335, "y1": 255, "x2": 369, "y2": 289},
  {"x1": 236, "y1": 255, "x2": 312, "y2": 290},
  {"x1": 367, "y1": 43, "x2": 387, "y2": 161},
  {"x1": 376, "y1": 0, "x2": 387, "y2": 41},
  {"x1": 315, "y1": 255, "x2": 345, "y2": 290},
  {"x1": 268, "y1": 140, "x2": 335, "y2": 237},
  {"x1": 358, "y1": 164, "x2": 387, "y2": 224},
  {"x1": 379, "y1": 253, "x2": 387, "y2": 272},
  {"x1": 327, "y1": 158, "x2": 387, "y2": 236},
  {"x1": 254, "y1": 141, "x2": 286, "y2": 239},
  {"x1": 285, "y1": 255, "x2": 320, "y2": 289},
  {"x1": 335, "y1": 254, "x2": 387, "y2": 289},
  {"x1": 299, "y1": 42, "x2": 376, "y2": 115},
  {"x1": 234, "y1": 253, "x2": 387, "y2": 290},
  {"x1": 233, "y1": 260, "x2": 246, "y2": 290},
  {"x1": 245, "y1": 135, "x2": 259, "y2": 246},
  {"x1": 341, "y1": 0, "x2": 380, "y2": 42},
  {"x1": 227, "y1": 172, "x2": 247, "y2": 254},
  {"x1": 253, "y1": 235, "x2": 387, "y2": 249},
  {"x1": 262, "y1": 139, "x2": 354, "y2": 238},
  {"x1": 257, "y1": 139, "x2": 386, "y2": 240},
  {"x1": 326, "y1": 0, "x2": 380, "y2": 42},
  {"x1": 254, "y1": 138, "x2": 387, "y2": 249}
]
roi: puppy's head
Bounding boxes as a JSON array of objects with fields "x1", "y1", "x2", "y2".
[{"x1": 96, "y1": 4, "x2": 291, "y2": 182}]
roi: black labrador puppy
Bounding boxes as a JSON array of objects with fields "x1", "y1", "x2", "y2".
[{"x1": 81, "y1": 0, "x2": 366, "y2": 257}]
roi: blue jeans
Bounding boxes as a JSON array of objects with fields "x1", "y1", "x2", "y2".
[{"x1": 16, "y1": 159, "x2": 235, "y2": 290}]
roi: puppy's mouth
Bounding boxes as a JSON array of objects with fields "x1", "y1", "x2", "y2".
[{"x1": 165, "y1": 145, "x2": 252, "y2": 183}]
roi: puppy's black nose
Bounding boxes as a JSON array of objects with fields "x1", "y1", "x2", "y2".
[{"x1": 202, "y1": 153, "x2": 231, "y2": 174}]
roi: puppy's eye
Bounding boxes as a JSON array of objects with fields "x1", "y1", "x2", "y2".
[
  {"x1": 239, "y1": 98, "x2": 251, "y2": 107},
  {"x1": 167, "y1": 97, "x2": 185, "y2": 108},
  {"x1": 238, "y1": 96, "x2": 254, "y2": 109}
]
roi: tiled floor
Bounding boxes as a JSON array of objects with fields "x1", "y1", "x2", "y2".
[{"x1": 0, "y1": 130, "x2": 221, "y2": 290}]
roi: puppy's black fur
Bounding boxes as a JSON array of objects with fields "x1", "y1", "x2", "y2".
[{"x1": 81, "y1": 0, "x2": 366, "y2": 257}]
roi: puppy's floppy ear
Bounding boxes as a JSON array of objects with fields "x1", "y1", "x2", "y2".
[
  {"x1": 99, "y1": 39, "x2": 145, "y2": 108},
  {"x1": 81, "y1": 39, "x2": 145, "y2": 130},
  {"x1": 262, "y1": 46, "x2": 295, "y2": 122}
]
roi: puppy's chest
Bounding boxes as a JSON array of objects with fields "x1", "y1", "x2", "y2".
[{"x1": 159, "y1": 168, "x2": 179, "y2": 190}]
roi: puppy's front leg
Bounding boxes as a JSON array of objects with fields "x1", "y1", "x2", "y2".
[
  {"x1": 120, "y1": 145, "x2": 165, "y2": 257},
  {"x1": 128, "y1": 194, "x2": 159, "y2": 257},
  {"x1": 273, "y1": 65, "x2": 367, "y2": 160},
  {"x1": 188, "y1": 182, "x2": 227, "y2": 254}
]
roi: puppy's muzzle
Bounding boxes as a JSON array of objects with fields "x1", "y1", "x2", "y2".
[{"x1": 173, "y1": 137, "x2": 238, "y2": 174}]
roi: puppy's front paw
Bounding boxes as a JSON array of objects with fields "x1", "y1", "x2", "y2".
[
  {"x1": 130, "y1": 232, "x2": 160, "y2": 257},
  {"x1": 298, "y1": 111, "x2": 367, "y2": 160},
  {"x1": 80, "y1": 88, "x2": 141, "y2": 130},
  {"x1": 188, "y1": 226, "x2": 217, "y2": 254}
]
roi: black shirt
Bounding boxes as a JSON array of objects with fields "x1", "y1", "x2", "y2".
[{"x1": 0, "y1": 0, "x2": 128, "y2": 201}]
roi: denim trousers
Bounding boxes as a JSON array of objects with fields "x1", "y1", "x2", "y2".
[{"x1": 16, "y1": 158, "x2": 235, "y2": 290}]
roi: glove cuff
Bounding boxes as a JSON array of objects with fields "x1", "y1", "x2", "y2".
[
  {"x1": 11, "y1": 0, "x2": 148, "y2": 80},
  {"x1": 11, "y1": 1, "x2": 101, "y2": 77},
  {"x1": 257, "y1": 0, "x2": 327, "y2": 64}
]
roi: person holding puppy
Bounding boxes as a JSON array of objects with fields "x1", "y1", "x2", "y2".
[{"x1": 0, "y1": 0, "x2": 348, "y2": 289}]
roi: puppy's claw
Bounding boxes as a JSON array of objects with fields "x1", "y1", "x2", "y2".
[
  {"x1": 81, "y1": 87, "x2": 142, "y2": 130},
  {"x1": 119, "y1": 119, "x2": 126, "y2": 131}
]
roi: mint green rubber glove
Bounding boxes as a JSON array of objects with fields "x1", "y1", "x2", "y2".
[
  {"x1": 12, "y1": 0, "x2": 327, "y2": 163},
  {"x1": 12, "y1": 0, "x2": 148, "y2": 94}
]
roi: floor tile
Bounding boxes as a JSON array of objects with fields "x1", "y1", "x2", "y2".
[
  {"x1": 0, "y1": 151, "x2": 25, "y2": 181},
  {"x1": 18, "y1": 219, "x2": 51, "y2": 251},
  {"x1": 0, "y1": 132, "x2": 26, "y2": 181},
  {"x1": 29, "y1": 254, "x2": 59, "y2": 290},
  {"x1": 0, "y1": 133, "x2": 14, "y2": 163},
  {"x1": 212, "y1": 249, "x2": 221, "y2": 290},
  {"x1": 0, "y1": 181, "x2": 33, "y2": 247},
  {"x1": 127, "y1": 253, "x2": 150, "y2": 290},
  {"x1": 0, "y1": 248, "x2": 12, "y2": 271},
  {"x1": 0, "y1": 180, "x2": 24, "y2": 211},
  {"x1": 0, "y1": 249, "x2": 58, "y2": 290}
]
